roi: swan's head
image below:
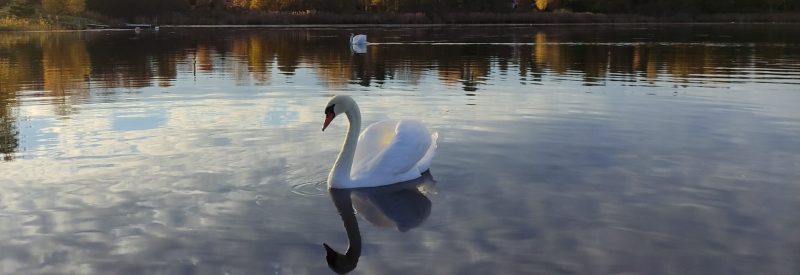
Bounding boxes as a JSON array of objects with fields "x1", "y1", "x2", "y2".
[
  {"x1": 323, "y1": 243, "x2": 358, "y2": 274},
  {"x1": 322, "y1": 95, "x2": 355, "y2": 131}
]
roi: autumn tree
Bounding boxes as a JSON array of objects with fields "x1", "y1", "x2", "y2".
[
  {"x1": 75, "y1": 0, "x2": 800, "y2": 16},
  {"x1": 228, "y1": 0, "x2": 249, "y2": 9},
  {"x1": 250, "y1": 0, "x2": 264, "y2": 10},
  {"x1": 42, "y1": 0, "x2": 85, "y2": 15},
  {"x1": 42, "y1": 0, "x2": 64, "y2": 14},
  {"x1": 66, "y1": 0, "x2": 85, "y2": 14},
  {"x1": 86, "y1": 0, "x2": 190, "y2": 18},
  {"x1": 535, "y1": 0, "x2": 547, "y2": 10}
]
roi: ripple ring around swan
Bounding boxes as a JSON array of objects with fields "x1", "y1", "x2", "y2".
[{"x1": 290, "y1": 180, "x2": 328, "y2": 197}]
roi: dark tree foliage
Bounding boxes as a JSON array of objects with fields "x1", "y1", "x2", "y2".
[
  {"x1": 73, "y1": 0, "x2": 798, "y2": 18},
  {"x1": 560, "y1": 0, "x2": 797, "y2": 14},
  {"x1": 86, "y1": 0, "x2": 190, "y2": 18},
  {"x1": 8, "y1": 0, "x2": 35, "y2": 16}
]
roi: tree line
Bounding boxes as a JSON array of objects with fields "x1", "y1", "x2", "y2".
[
  {"x1": 92, "y1": 0, "x2": 800, "y2": 15},
  {"x1": 3, "y1": 0, "x2": 799, "y2": 19}
]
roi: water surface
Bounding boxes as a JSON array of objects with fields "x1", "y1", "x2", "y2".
[{"x1": 1, "y1": 24, "x2": 800, "y2": 274}]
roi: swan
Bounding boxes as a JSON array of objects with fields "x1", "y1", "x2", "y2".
[
  {"x1": 350, "y1": 43, "x2": 367, "y2": 54},
  {"x1": 322, "y1": 95, "x2": 438, "y2": 189},
  {"x1": 323, "y1": 172, "x2": 436, "y2": 274},
  {"x1": 349, "y1": 33, "x2": 368, "y2": 45}
]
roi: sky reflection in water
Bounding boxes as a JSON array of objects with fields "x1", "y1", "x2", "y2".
[{"x1": 0, "y1": 25, "x2": 799, "y2": 274}]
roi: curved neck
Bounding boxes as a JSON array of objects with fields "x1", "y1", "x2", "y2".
[
  {"x1": 350, "y1": 34, "x2": 354, "y2": 44},
  {"x1": 328, "y1": 103, "x2": 361, "y2": 188}
]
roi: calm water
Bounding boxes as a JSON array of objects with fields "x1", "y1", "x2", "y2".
[{"x1": 1, "y1": 24, "x2": 800, "y2": 274}]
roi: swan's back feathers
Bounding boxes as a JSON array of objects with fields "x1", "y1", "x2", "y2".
[
  {"x1": 416, "y1": 131, "x2": 438, "y2": 173},
  {"x1": 351, "y1": 34, "x2": 368, "y2": 45},
  {"x1": 350, "y1": 120, "x2": 435, "y2": 186},
  {"x1": 353, "y1": 120, "x2": 397, "y2": 169}
]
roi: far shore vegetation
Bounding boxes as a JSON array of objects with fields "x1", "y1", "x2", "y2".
[{"x1": 1, "y1": 0, "x2": 800, "y2": 30}]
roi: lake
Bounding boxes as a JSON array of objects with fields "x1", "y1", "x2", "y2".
[{"x1": 1, "y1": 24, "x2": 799, "y2": 274}]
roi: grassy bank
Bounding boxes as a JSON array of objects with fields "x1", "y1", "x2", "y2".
[
  {"x1": 154, "y1": 11, "x2": 800, "y2": 25},
  {"x1": 0, "y1": 16, "x2": 51, "y2": 31},
  {"x1": 0, "y1": 14, "x2": 105, "y2": 31}
]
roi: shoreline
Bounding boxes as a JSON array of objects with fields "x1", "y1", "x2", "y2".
[
  {"x1": 150, "y1": 11, "x2": 800, "y2": 25},
  {"x1": 163, "y1": 22, "x2": 800, "y2": 28},
  {"x1": 3, "y1": 12, "x2": 800, "y2": 32},
  {"x1": 4, "y1": 22, "x2": 800, "y2": 33}
]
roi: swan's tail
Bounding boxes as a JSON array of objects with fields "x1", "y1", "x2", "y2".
[{"x1": 416, "y1": 131, "x2": 438, "y2": 173}]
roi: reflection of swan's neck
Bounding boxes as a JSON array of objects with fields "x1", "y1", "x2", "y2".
[
  {"x1": 339, "y1": 192, "x2": 362, "y2": 257},
  {"x1": 325, "y1": 190, "x2": 361, "y2": 273},
  {"x1": 328, "y1": 103, "x2": 361, "y2": 188}
]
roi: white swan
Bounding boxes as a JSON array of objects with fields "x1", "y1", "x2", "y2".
[
  {"x1": 349, "y1": 33, "x2": 368, "y2": 45},
  {"x1": 350, "y1": 43, "x2": 367, "y2": 54},
  {"x1": 322, "y1": 95, "x2": 438, "y2": 189}
]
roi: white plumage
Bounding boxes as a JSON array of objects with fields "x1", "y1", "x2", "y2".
[
  {"x1": 350, "y1": 33, "x2": 368, "y2": 45},
  {"x1": 352, "y1": 119, "x2": 437, "y2": 182},
  {"x1": 323, "y1": 95, "x2": 438, "y2": 189}
]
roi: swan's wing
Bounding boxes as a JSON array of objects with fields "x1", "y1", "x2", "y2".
[
  {"x1": 415, "y1": 131, "x2": 438, "y2": 173},
  {"x1": 353, "y1": 120, "x2": 432, "y2": 180},
  {"x1": 354, "y1": 35, "x2": 368, "y2": 44},
  {"x1": 353, "y1": 120, "x2": 400, "y2": 172}
]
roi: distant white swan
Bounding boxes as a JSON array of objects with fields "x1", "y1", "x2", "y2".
[
  {"x1": 350, "y1": 43, "x2": 367, "y2": 54},
  {"x1": 349, "y1": 33, "x2": 368, "y2": 45},
  {"x1": 322, "y1": 95, "x2": 438, "y2": 189}
]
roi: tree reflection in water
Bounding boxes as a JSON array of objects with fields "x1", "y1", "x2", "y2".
[{"x1": 1, "y1": 25, "x2": 799, "y2": 160}]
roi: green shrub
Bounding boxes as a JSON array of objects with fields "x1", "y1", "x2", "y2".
[{"x1": 8, "y1": 0, "x2": 35, "y2": 17}]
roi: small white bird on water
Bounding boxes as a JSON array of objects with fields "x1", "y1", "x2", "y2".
[{"x1": 349, "y1": 33, "x2": 368, "y2": 45}]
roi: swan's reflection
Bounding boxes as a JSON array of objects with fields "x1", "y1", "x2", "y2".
[
  {"x1": 351, "y1": 43, "x2": 367, "y2": 54},
  {"x1": 323, "y1": 171, "x2": 436, "y2": 274}
]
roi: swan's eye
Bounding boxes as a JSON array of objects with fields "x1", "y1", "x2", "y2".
[{"x1": 325, "y1": 104, "x2": 335, "y2": 116}]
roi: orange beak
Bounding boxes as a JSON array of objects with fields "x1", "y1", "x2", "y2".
[{"x1": 322, "y1": 113, "x2": 334, "y2": 131}]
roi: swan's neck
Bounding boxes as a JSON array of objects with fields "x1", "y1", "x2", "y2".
[
  {"x1": 350, "y1": 34, "x2": 354, "y2": 44},
  {"x1": 329, "y1": 104, "x2": 361, "y2": 188}
]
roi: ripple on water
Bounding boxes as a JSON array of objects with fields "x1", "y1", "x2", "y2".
[{"x1": 290, "y1": 180, "x2": 327, "y2": 197}]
